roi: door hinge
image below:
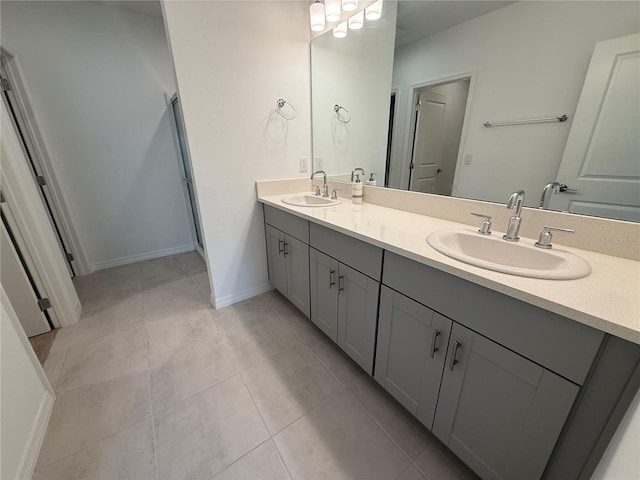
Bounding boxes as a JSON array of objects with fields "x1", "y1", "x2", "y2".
[
  {"x1": 66, "y1": 252, "x2": 74, "y2": 262},
  {"x1": 415, "y1": 102, "x2": 421, "y2": 112},
  {"x1": 37, "y1": 298, "x2": 52, "y2": 311},
  {"x1": 0, "y1": 77, "x2": 11, "y2": 91},
  {"x1": 36, "y1": 175, "x2": 46, "y2": 186}
]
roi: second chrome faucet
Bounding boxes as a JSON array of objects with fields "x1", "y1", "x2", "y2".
[{"x1": 503, "y1": 190, "x2": 525, "y2": 242}]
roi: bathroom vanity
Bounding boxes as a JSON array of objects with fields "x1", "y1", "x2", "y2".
[{"x1": 258, "y1": 182, "x2": 640, "y2": 480}]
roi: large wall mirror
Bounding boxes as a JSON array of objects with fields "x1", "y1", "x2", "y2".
[{"x1": 310, "y1": 1, "x2": 640, "y2": 222}]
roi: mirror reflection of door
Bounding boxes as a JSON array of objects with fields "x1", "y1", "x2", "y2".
[
  {"x1": 550, "y1": 33, "x2": 640, "y2": 222},
  {"x1": 408, "y1": 78, "x2": 470, "y2": 195}
]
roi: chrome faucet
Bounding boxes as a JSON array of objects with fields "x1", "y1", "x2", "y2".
[
  {"x1": 503, "y1": 190, "x2": 525, "y2": 242},
  {"x1": 539, "y1": 182, "x2": 561, "y2": 209},
  {"x1": 350, "y1": 168, "x2": 365, "y2": 183},
  {"x1": 311, "y1": 170, "x2": 329, "y2": 197}
]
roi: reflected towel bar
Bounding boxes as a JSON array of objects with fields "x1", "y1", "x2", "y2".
[{"x1": 483, "y1": 114, "x2": 568, "y2": 128}]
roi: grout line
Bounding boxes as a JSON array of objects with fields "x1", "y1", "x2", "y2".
[{"x1": 142, "y1": 289, "x2": 160, "y2": 480}]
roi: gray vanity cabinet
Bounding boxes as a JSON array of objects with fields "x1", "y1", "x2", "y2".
[
  {"x1": 264, "y1": 207, "x2": 310, "y2": 317},
  {"x1": 309, "y1": 246, "x2": 379, "y2": 373},
  {"x1": 375, "y1": 286, "x2": 452, "y2": 429},
  {"x1": 433, "y1": 322, "x2": 579, "y2": 480}
]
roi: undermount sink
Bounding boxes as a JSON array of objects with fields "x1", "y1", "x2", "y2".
[
  {"x1": 282, "y1": 193, "x2": 341, "y2": 207},
  {"x1": 427, "y1": 229, "x2": 591, "y2": 280}
]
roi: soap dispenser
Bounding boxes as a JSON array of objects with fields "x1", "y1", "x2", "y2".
[
  {"x1": 352, "y1": 173, "x2": 363, "y2": 204},
  {"x1": 365, "y1": 173, "x2": 377, "y2": 186}
]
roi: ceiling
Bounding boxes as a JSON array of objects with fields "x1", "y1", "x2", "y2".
[
  {"x1": 97, "y1": 1, "x2": 162, "y2": 18},
  {"x1": 395, "y1": 1, "x2": 515, "y2": 48}
]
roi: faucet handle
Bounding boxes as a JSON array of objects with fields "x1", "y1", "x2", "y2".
[
  {"x1": 314, "y1": 185, "x2": 321, "y2": 196},
  {"x1": 534, "y1": 226, "x2": 575, "y2": 249},
  {"x1": 331, "y1": 188, "x2": 341, "y2": 200},
  {"x1": 470, "y1": 213, "x2": 492, "y2": 235}
]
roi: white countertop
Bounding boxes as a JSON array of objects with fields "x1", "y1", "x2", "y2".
[{"x1": 259, "y1": 192, "x2": 640, "y2": 345}]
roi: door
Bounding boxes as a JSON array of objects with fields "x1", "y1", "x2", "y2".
[
  {"x1": 433, "y1": 323, "x2": 579, "y2": 480},
  {"x1": 1, "y1": 210, "x2": 51, "y2": 336},
  {"x1": 309, "y1": 248, "x2": 339, "y2": 341},
  {"x1": 408, "y1": 91, "x2": 447, "y2": 193},
  {"x1": 337, "y1": 264, "x2": 379, "y2": 374},
  {"x1": 550, "y1": 33, "x2": 640, "y2": 222},
  {"x1": 170, "y1": 94, "x2": 203, "y2": 247},
  {"x1": 284, "y1": 234, "x2": 310, "y2": 317},
  {"x1": 1, "y1": 56, "x2": 77, "y2": 276},
  {"x1": 375, "y1": 286, "x2": 452, "y2": 429},
  {"x1": 265, "y1": 225, "x2": 287, "y2": 296}
]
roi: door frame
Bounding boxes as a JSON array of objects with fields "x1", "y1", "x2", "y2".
[
  {"x1": 1, "y1": 49, "x2": 89, "y2": 276},
  {"x1": 401, "y1": 71, "x2": 476, "y2": 197}
]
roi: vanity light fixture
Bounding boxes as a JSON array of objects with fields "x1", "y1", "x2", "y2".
[
  {"x1": 325, "y1": 0, "x2": 341, "y2": 22},
  {"x1": 365, "y1": 0, "x2": 383, "y2": 20},
  {"x1": 310, "y1": 1, "x2": 326, "y2": 32},
  {"x1": 342, "y1": 0, "x2": 358, "y2": 12},
  {"x1": 333, "y1": 20, "x2": 348, "y2": 38},
  {"x1": 348, "y1": 10, "x2": 364, "y2": 30}
]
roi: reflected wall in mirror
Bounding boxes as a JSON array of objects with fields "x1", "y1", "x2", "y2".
[{"x1": 310, "y1": 1, "x2": 640, "y2": 222}]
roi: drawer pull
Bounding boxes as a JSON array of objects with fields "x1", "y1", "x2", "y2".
[
  {"x1": 449, "y1": 341, "x2": 462, "y2": 371},
  {"x1": 283, "y1": 242, "x2": 289, "y2": 256},
  {"x1": 338, "y1": 275, "x2": 344, "y2": 293},
  {"x1": 430, "y1": 329, "x2": 441, "y2": 358},
  {"x1": 278, "y1": 239, "x2": 284, "y2": 255},
  {"x1": 329, "y1": 269, "x2": 335, "y2": 288}
]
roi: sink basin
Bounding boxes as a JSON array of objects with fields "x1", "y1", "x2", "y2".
[
  {"x1": 427, "y1": 229, "x2": 591, "y2": 280},
  {"x1": 282, "y1": 193, "x2": 341, "y2": 207}
]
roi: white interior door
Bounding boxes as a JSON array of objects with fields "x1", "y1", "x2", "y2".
[
  {"x1": 1, "y1": 213, "x2": 51, "y2": 337},
  {"x1": 409, "y1": 92, "x2": 448, "y2": 193},
  {"x1": 550, "y1": 33, "x2": 640, "y2": 222}
]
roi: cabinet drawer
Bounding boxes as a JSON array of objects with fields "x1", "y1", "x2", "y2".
[
  {"x1": 264, "y1": 205, "x2": 309, "y2": 243},
  {"x1": 383, "y1": 252, "x2": 604, "y2": 385},
  {"x1": 309, "y1": 223, "x2": 382, "y2": 281}
]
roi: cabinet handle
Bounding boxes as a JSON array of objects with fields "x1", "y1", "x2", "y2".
[
  {"x1": 283, "y1": 242, "x2": 289, "y2": 256},
  {"x1": 449, "y1": 341, "x2": 462, "y2": 371},
  {"x1": 338, "y1": 275, "x2": 344, "y2": 293},
  {"x1": 430, "y1": 329, "x2": 441, "y2": 359},
  {"x1": 278, "y1": 239, "x2": 284, "y2": 255},
  {"x1": 329, "y1": 269, "x2": 335, "y2": 288}
]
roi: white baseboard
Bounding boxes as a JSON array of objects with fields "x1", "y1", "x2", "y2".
[
  {"x1": 211, "y1": 282, "x2": 274, "y2": 309},
  {"x1": 90, "y1": 244, "x2": 195, "y2": 272},
  {"x1": 16, "y1": 391, "x2": 55, "y2": 479}
]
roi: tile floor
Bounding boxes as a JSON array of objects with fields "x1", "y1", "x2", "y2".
[{"x1": 35, "y1": 252, "x2": 478, "y2": 480}]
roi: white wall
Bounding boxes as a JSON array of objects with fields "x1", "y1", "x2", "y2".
[
  {"x1": 1, "y1": 1, "x2": 193, "y2": 271},
  {"x1": 390, "y1": 1, "x2": 640, "y2": 206},
  {"x1": 311, "y1": 1, "x2": 397, "y2": 178},
  {"x1": 0, "y1": 284, "x2": 54, "y2": 479},
  {"x1": 162, "y1": 0, "x2": 311, "y2": 307}
]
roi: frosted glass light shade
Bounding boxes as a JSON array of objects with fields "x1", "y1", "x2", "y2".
[
  {"x1": 310, "y1": 2, "x2": 326, "y2": 31},
  {"x1": 342, "y1": 0, "x2": 358, "y2": 12},
  {"x1": 365, "y1": 0, "x2": 383, "y2": 20},
  {"x1": 348, "y1": 10, "x2": 364, "y2": 30},
  {"x1": 325, "y1": 0, "x2": 341, "y2": 22},
  {"x1": 333, "y1": 21, "x2": 348, "y2": 38}
]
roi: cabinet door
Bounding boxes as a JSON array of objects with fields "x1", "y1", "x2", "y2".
[
  {"x1": 374, "y1": 286, "x2": 452, "y2": 429},
  {"x1": 266, "y1": 225, "x2": 287, "y2": 296},
  {"x1": 433, "y1": 323, "x2": 579, "y2": 480},
  {"x1": 309, "y1": 248, "x2": 338, "y2": 341},
  {"x1": 285, "y1": 234, "x2": 310, "y2": 317},
  {"x1": 337, "y1": 264, "x2": 379, "y2": 374}
]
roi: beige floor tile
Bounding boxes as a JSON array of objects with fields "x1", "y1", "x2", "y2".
[
  {"x1": 144, "y1": 276, "x2": 210, "y2": 322},
  {"x1": 145, "y1": 305, "x2": 217, "y2": 358},
  {"x1": 43, "y1": 350, "x2": 67, "y2": 389},
  {"x1": 347, "y1": 376, "x2": 433, "y2": 460},
  {"x1": 274, "y1": 391, "x2": 410, "y2": 480},
  {"x1": 48, "y1": 326, "x2": 74, "y2": 355},
  {"x1": 242, "y1": 344, "x2": 343, "y2": 434},
  {"x1": 141, "y1": 255, "x2": 190, "y2": 290},
  {"x1": 81, "y1": 282, "x2": 142, "y2": 317},
  {"x1": 33, "y1": 419, "x2": 156, "y2": 480},
  {"x1": 192, "y1": 271, "x2": 211, "y2": 295},
  {"x1": 306, "y1": 333, "x2": 367, "y2": 388},
  {"x1": 261, "y1": 290, "x2": 321, "y2": 341},
  {"x1": 37, "y1": 372, "x2": 151, "y2": 469},
  {"x1": 149, "y1": 335, "x2": 237, "y2": 413},
  {"x1": 81, "y1": 262, "x2": 142, "y2": 292},
  {"x1": 211, "y1": 440, "x2": 290, "y2": 480},
  {"x1": 56, "y1": 325, "x2": 147, "y2": 393},
  {"x1": 397, "y1": 465, "x2": 428, "y2": 480},
  {"x1": 216, "y1": 296, "x2": 301, "y2": 370},
  {"x1": 154, "y1": 375, "x2": 269, "y2": 480},
  {"x1": 414, "y1": 441, "x2": 479, "y2": 480}
]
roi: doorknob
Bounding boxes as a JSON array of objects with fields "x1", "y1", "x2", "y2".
[
  {"x1": 436, "y1": 168, "x2": 443, "y2": 173},
  {"x1": 559, "y1": 184, "x2": 578, "y2": 193}
]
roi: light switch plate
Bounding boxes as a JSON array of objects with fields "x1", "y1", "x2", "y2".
[
  {"x1": 315, "y1": 156, "x2": 324, "y2": 171},
  {"x1": 299, "y1": 157, "x2": 308, "y2": 173}
]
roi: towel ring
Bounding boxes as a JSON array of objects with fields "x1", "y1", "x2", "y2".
[
  {"x1": 276, "y1": 98, "x2": 296, "y2": 120},
  {"x1": 334, "y1": 104, "x2": 351, "y2": 124}
]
